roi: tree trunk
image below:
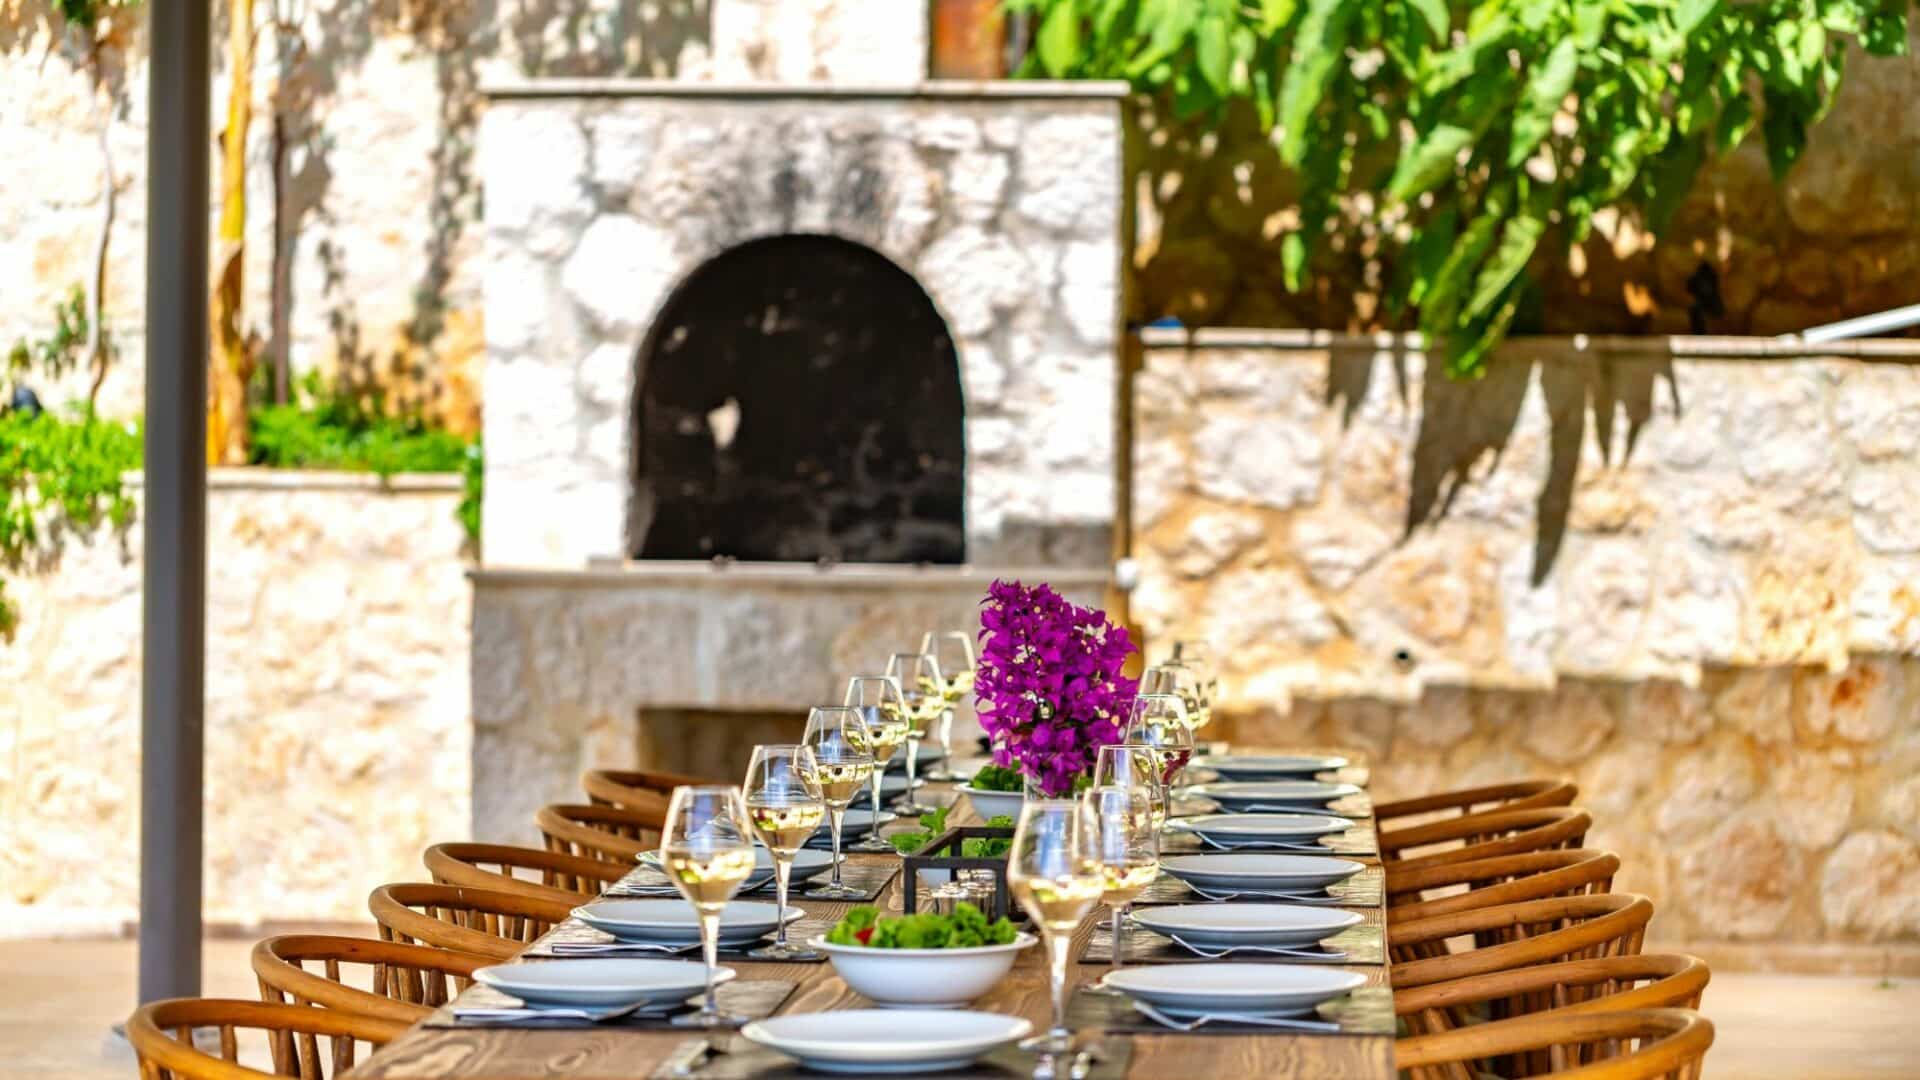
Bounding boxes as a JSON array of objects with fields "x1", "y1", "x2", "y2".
[{"x1": 208, "y1": 0, "x2": 256, "y2": 465}]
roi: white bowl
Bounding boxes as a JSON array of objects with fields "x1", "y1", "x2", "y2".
[
  {"x1": 1101, "y1": 963, "x2": 1365, "y2": 1017},
  {"x1": 956, "y1": 784, "x2": 1024, "y2": 821},
  {"x1": 742, "y1": 1009, "x2": 1031, "y2": 1073},
  {"x1": 811, "y1": 933, "x2": 1037, "y2": 1008},
  {"x1": 572, "y1": 899, "x2": 801, "y2": 944},
  {"x1": 1159, "y1": 853, "x2": 1365, "y2": 892},
  {"x1": 1165, "y1": 813, "x2": 1350, "y2": 843},
  {"x1": 472, "y1": 958, "x2": 726, "y2": 1008},
  {"x1": 1130, "y1": 902, "x2": 1363, "y2": 947}
]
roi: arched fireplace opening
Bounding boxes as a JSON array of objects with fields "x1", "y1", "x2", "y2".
[{"x1": 630, "y1": 234, "x2": 966, "y2": 564}]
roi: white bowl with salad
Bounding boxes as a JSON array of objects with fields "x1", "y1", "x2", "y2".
[
  {"x1": 812, "y1": 904, "x2": 1036, "y2": 1008},
  {"x1": 955, "y1": 763, "x2": 1027, "y2": 822}
]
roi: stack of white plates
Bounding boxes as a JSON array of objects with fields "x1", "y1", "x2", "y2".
[
  {"x1": 742, "y1": 1010, "x2": 1031, "y2": 1074},
  {"x1": 1182, "y1": 780, "x2": 1360, "y2": 811},
  {"x1": 1205, "y1": 754, "x2": 1349, "y2": 781},
  {"x1": 571, "y1": 899, "x2": 801, "y2": 947},
  {"x1": 472, "y1": 958, "x2": 725, "y2": 1009},
  {"x1": 808, "y1": 808, "x2": 897, "y2": 843},
  {"x1": 1159, "y1": 852, "x2": 1366, "y2": 893},
  {"x1": 1165, "y1": 813, "x2": 1349, "y2": 847},
  {"x1": 1099, "y1": 964, "x2": 1365, "y2": 1020},
  {"x1": 1129, "y1": 903, "x2": 1362, "y2": 948}
]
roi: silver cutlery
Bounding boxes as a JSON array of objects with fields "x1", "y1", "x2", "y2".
[
  {"x1": 548, "y1": 940, "x2": 706, "y2": 956},
  {"x1": 452, "y1": 999, "x2": 678, "y2": 1024},
  {"x1": 1190, "y1": 836, "x2": 1341, "y2": 853},
  {"x1": 1164, "y1": 933, "x2": 1349, "y2": 961},
  {"x1": 1184, "y1": 884, "x2": 1341, "y2": 904},
  {"x1": 1130, "y1": 1000, "x2": 1341, "y2": 1033}
]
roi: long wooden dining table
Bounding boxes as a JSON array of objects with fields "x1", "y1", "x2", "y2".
[{"x1": 348, "y1": 747, "x2": 1394, "y2": 1079}]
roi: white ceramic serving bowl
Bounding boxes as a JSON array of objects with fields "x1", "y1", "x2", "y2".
[
  {"x1": 742, "y1": 1009, "x2": 1032, "y2": 1073},
  {"x1": 1129, "y1": 903, "x2": 1363, "y2": 947},
  {"x1": 1158, "y1": 852, "x2": 1366, "y2": 892},
  {"x1": 811, "y1": 933, "x2": 1038, "y2": 1008},
  {"x1": 572, "y1": 899, "x2": 802, "y2": 945},
  {"x1": 956, "y1": 784, "x2": 1024, "y2": 821},
  {"x1": 472, "y1": 958, "x2": 727, "y2": 1008},
  {"x1": 1100, "y1": 963, "x2": 1366, "y2": 1018}
]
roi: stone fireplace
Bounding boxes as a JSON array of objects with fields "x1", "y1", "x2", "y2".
[{"x1": 470, "y1": 75, "x2": 1132, "y2": 841}]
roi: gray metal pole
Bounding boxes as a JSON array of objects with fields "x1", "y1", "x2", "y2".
[{"x1": 139, "y1": 0, "x2": 211, "y2": 1006}]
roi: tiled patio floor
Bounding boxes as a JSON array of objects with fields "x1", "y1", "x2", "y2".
[{"x1": 1, "y1": 935, "x2": 1915, "y2": 1079}]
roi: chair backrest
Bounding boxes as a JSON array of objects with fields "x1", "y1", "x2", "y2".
[
  {"x1": 1375, "y1": 778, "x2": 1579, "y2": 829},
  {"x1": 583, "y1": 767, "x2": 707, "y2": 810},
  {"x1": 252, "y1": 934, "x2": 489, "y2": 1024},
  {"x1": 423, "y1": 842, "x2": 625, "y2": 906},
  {"x1": 536, "y1": 802, "x2": 665, "y2": 863},
  {"x1": 1383, "y1": 807, "x2": 1592, "y2": 875},
  {"x1": 1389, "y1": 849, "x2": 1621, "y2": 922},
  {"x1": 127, "y1": 997, "x2": 408, "y2": 1079},
  {"x1": 1396, "y1": 1007, "x2": 1713, "y2": 1080},
  {"x1": 370, "y1": 882, "x2": 574, "y2": 961},
  {"x1": 1396, "y1": 953, "x2": 1711, "y2": 1019},
  {"x1": 1391, "y1": 893, "x2": 1655, "y2": 990}
]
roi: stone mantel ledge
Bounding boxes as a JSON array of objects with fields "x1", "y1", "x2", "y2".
[
  {"x1": 482, "y1": 78, "x2": 1133, "y2": 102},
  {"x1": 121, "y1": 467, "x2": 463, "y2": 493},
  {"x1": 471, "y1": 562, "x2": 1111, "y2": 590},
  {"x1": 1138, "y1": 327, "x2": 1920, "y2": 361}
]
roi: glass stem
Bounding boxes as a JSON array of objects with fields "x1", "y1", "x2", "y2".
[
  {"x1": 938, "y1": 707, "x2": 954, "y2": 762},
  {"x1": 698, "y1": 909, "x2": 721, "y2": 1017},
  {"x1": 905, "y1": 737, "x2": 920, "y2": 793},
  {"x1": 829, "y1": 807, "x2": 846, "y2": 887},
  {"x1": 772, "y1": 857, "x2": 793, "y2": 946},
  {"x1": 1047, "y1": 930, "x2": 1072, "y2": 1039},
  {"x1": 1110, "y1": 904, "x2": 1126, "y2": 971},
  {"x1": 869, "y1": 773, "x2": 884, "y2": 827}
]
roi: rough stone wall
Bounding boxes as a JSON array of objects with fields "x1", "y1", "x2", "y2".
[
  {"x1": 1133, "y1": 334, "x2": 1920, "y2": 948},
  {"x1": 0, "y1": 473, "x2": 470, "y2": 936},
  {"x1": 480, "y1": 89, "x2": 1127, "y2": 569}
]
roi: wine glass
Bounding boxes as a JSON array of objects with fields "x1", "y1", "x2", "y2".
[
  {"x1": 800, "y1": 706, "x2": 875, "y2": 899},
  {"x1": 741, "y1": 744, "x2": 825, "y2": 960},
  {"x1": 1169, "y1": 640, "x2": 1218, "y2": 730},
  {"x1": 1007, "y1": 799, "x2": 1104, "y2": 1061},
  {"x1": 919, "y1": 630, "x2": 977, "y2": 781},
  {"x1": 843, "y1": 675, "x2": 912, "y2": 850},
  {"x1": 882, "y1": 652, "x2": 944, "y2": 815},
  {"x1": 1124, "y1": 693, "x2": 1196, "y2": 791},
  {"x1": 659, "y1": 784, "x2": 756, "y2": 1027},
  {"x1": 1140, "y1": 662, "x2": 1206, "y2": 733},
  {"x1": 1092, "y1": 743, "x2": 1168, "y2": 833},
  {"x1": 1084, "y1": 784, "x2": 1159, "y2": 990}
]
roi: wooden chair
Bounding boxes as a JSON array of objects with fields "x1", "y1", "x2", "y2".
[
  {"x1": 252, "y1": 934, "x2": 489, "y2": 1024},
  {"x1": 1384, "y1": 807, "x2": 1592, "y2": 881},
  {"x1": 1396, "y1": 953, "x2": 1711, "y2": 1022},
  {"x1": 423, "y1": 842, "x2": 626, "y2": 906},
  {"x1": 1376, "y1": 778, "x2": 1579, "y2": 834},
  {"x1": 536, "y1": 801, "x2": 665, "y2": 864},
  {"x1": 369, "y1": 882, "x2": 574, "y2": 962},
  {"x1": 1393, "y1": 894, "x2": 1653, "y2": 988},
  {"x1": 583, "y1": 767, "x2": 708, "y2": 811},
  {"x1": 1389, "y1": 849, "x2": 1621, "y2": 924},
  {"x1": 127, "y1": 997, "x2": 407, "y2": 1079},
  {"x1": 1397, "y1": 1007, "x2": 1713, "y2": 1080}
]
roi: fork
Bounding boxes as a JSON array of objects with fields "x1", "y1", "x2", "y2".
[
  {"x1": 1185, "y1": 884, "x2": 1339, "y2": 904},
  {"x1": 1164, "y1": 934, "x2": 1348, "y2": 961},
  {"x1": 548, "y1": 940, "x2": 705, "y2": 956},
  {"x1": 453, "y1": 999, "x2": 677, "y2": 1025},
  {"x1": 1130, "y1": 1000, "x2": 1341, "y2": 1033}
]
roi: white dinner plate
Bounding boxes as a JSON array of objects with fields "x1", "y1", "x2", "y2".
[
  {"x1": 572, "y1": 900, "x2": 802, "y2": 944},
  {"x1": 1158, "y1": 853, "x2": 1366, "y2": 892},
  {"x1": 1165, "y1": 813, "x2": 1350, "y2": 842},
  {"x1": 472, "y1": 958, "x2": 728, "y2": 1008},
  {"x1": 853, "y1": 774, "x2": 925, "y2": 802},
  {"x1": 640, "y1": 846, "x2": 832, "y2": 886},
  {"x1": 1206, "y1": 754, "x2": 1350, "y2": 779},
  {"x1": 882, "y1": 743, "x2": 947, "y2": 771},
  {"x1": 810, "y1": 808, "x2": 896, "y2": 841},
  {"x1": 1129, "y1": 903, "x2": 1362, "y2": 947},
  {"x1": 1183, "y1": 780, "x2": 1360, "y2": 810},
  {"x1": 742, "y1": 1009, "x2": 1032, "y2": 1074},
  {"x1": 1099, "y1": 964, "x2": 1365, "y2": 1017}
]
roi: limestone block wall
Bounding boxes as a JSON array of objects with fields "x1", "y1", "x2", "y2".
[
  {"x1": 0, "y1": 472, "x2": 471, "y2": 936},
  {"x1": 1133, "y1": 331, "x2": 1920, "y2": 955}
]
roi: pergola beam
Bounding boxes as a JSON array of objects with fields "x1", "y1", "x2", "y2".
[{"x1": 138, "y1": 0, "x2": 211, "y2": 1006}]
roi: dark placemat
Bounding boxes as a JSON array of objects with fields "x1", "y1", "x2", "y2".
[
  {"x1": 1131, "y1": 865, "x2": 1385, "y2": 908},
  {"x1": 648, "y1": 1032, "x2": 1132, "y2": 1079},
  {"x1": 1172, "y1": 793, "x2": 1376, "y2": 820},
  {"x1": 1066, "y1": 985, "x2": 1394, "y2": 1037},
  {"x1": 425, "y1": 979, "x2": 794, "y2": 1031},
  {"x1": 607, "y1": 861, "x2": 898, "y2": 903},
  {"x1": 1080, "y1": 922, "x2": 1385, "y2": 966},
  {"x1": 523, "y1": 915, "x2": 837, "y2": 963},
  {"x1": 1159, "y1": 825, "x2": 1378, "y2": 857}
]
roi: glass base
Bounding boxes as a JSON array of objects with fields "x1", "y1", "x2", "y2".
[
  {"x1": 1018, "y1": 1030, "x2": 1078, "y2": 1055},
  {"x1": 803, "y1": 882, "x2": 869, "y2": 900},
  {"x1": 848, "y1": 833, "x2": 894, "y2": 853},
  {"x1": 922, "y1": 766, "x2": 962, "y2": 781},
  {"x1": 892, "y1": 798, "x2": 938, "y2": 816},
  {"x1": 748, "y1": 940, "x2": 822, "y2": 961},
  {"x1": 671, "y1": 1009, "x2": 746, "y2": 1029}
]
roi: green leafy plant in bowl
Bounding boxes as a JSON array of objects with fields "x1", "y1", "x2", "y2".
[
  {"x1": 825, "y1": 903, "x2": 1018, "y2": 949},
  {"x1": 886, "y1": 806, "x2": 1014, "y2": 857},
  {"x1": 968, "y1": 763, "x2": 1026, "y2": 792}
]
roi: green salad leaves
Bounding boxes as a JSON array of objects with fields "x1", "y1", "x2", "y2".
[
  {"x1": 825, "y1": 902, "x2": 1018, "y2": 949},
  {"x1": 886, "y1": 805, "x2": 1014, "y2": 856}
]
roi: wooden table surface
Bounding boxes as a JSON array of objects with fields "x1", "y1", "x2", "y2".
[{"x1": 349, "y1": 750, "x2": 1393, "y2": 1079}]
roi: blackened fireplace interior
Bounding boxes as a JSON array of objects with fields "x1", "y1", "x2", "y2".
[{"x1": 629, "y1": 235, "x2": 966, "y2": 564}]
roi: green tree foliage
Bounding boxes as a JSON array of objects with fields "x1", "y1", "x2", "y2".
[{"x1": 1008, "y1": 0, "x2": 1911, "y2": 374}]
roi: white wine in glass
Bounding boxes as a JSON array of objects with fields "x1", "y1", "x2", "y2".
[
  {"x1": 659, "y1": 784, "x2": 755, "y2": 1027},
  {"x1": 845, "y1": 675, "x2": 912, "y2": 850},
  {"x1": 919, "y1": 630, "x2": 976, "y2": 781},
  {"x1": 1084, "y1": 784, "x2": 1159, "y2": 988},
  {"x1": 1124, "y1": 693, "x2": 1195, "y2": 790},
  {"x1": 1169, "y1": 641, "x2": 1218, "y2": 730},
  {"x1": 1140, "y1": 662, "x2": 1207, "y2": 733},
  {"x1": 800, "y1": 706, "x2": 875, "y2": 899},
  {"x1": 882, "y1": 652, "x2": 944, "y2": 815},
  {"x1": 742, "y1": 744, "x2": 826, "y2": 960},
  {"x1": 1007, "y1": 798, "x2": 1103, "y2": 1059},
  {"x1": 1092, "y1": 743, "x2": 1169, "y2": 834}
]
